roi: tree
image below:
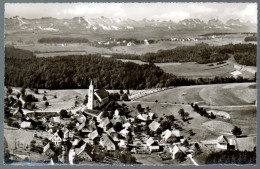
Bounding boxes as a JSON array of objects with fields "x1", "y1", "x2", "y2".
[
  {"x1": 161, "y1": 121, "x2": 171, "y2": 131},
  {"x1": 122, "y1": 93, "x2": 129, "y2": 101},
  {"x1": 21, "y1": 87, "x2": 26, "y2": 96},
  {"x1": 194, "y1": 143, "x2": 201, "y2": 154},
  {"x1": 136, "y1": 104, "x2": 143, "y2": 112},
  {"x1": 178, "y1": 108, "x2": 185, "y2": 117},
  {"x1": 167, "y1": 115, "x2": 175, "y2": 122},
  {"x1": 60, "y1": 109, "x2": 69, "y2": 118},
  {"x1": 34, "y1": 88, "x2": 39, "y2": 94},
  {"x1": 120, "y1": 88, "x2": 124, "y2": 95},
  {"x1": 7, "y1": 87, "x2": 12, "y2": 94},
  {"x1": 43, "y1": 95, "x2": 47, "y2": 101},
  {"x1": 45, "y1": 101, "x2": 49, "y2": 107},
  {"x1": 232, "y1": 126, "x2": 242, "y2": 137},
  {"x1": 119, "y1": 151, "x2": 137, "y2": 164},
  {"x1": 183, "y1": 112, "x2": 189, "y2": 121}
]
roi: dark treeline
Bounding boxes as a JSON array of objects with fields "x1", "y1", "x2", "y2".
[
  {"x1": 205, "y1": 149, "x2": 256, "y2": 164},
  {"x1": 38, "y1": 37, "x2": 90, "y2": 44},
  {"x1": 199, "y1": 32, "x2": 238, "y2": 36},
  {"x1": 244, "y1": 36, "x2": 257, "y2": 42},
  {"x1": 5, "y1": 47, "x2": 255, "y2": 90},
  {"x1": 111, "y1": 43, "x2": 257, "y2": 66},
  {"x1": 5, "y1": 47, "x2": 36, "y2": 59}
]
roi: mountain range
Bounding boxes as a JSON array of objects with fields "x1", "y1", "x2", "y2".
[{"x1": 5, "y1": 16, "x2": 257, "y2": 33}]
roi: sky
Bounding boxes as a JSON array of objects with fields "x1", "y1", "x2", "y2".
[{"x1": 5, "y1": 3, "x2": 258, "y2": 23}]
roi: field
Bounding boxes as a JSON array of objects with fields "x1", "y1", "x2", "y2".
[
  {"x1": 119, "y1": 57, "x2": 256, "y2": 79},
  {"x1": 136, "y1": 83, "x2": 256, "y2": 106},
  {"x1": 4, "y1": 123, "x2": 34, "y2": 151},
  {"x1": 6, "y1": 31, "x2": 251, "y2": 56}
]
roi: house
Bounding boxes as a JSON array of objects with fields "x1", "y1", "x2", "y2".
[
  {"x1": 94, "y1": 88, "x2": 110, "y2": 108},
  {"x1": 12, "y1": 108, "x2": 23, "y2": 119},
  {"x1": 23, "y1": 109, "x2": 35, "y2": 118},
  {"x1": 75, "y1": 143, "x2": 93, "y2": 161},
  {"x1": 118, "y1": 139, "x2": 127, "y2": 149},
  {"x1": 169, "y1": 144, "x2": 187, "y2": 160},
  {"x1": 114, "y1": 109, "x2": 120, "y2": 117},
  {"x1": 216, "y1": 135, "x2": 229, "y2": 149},
  {"x1": 149, "y1": 121, "x2": 160, "y2": 132},
  {"x1": 77, "y1": 114, "x2": 86, "y2": 123},
  {"x1": 161, "y1": 129, "x2": 181, "y2": 143},
  {"x1": 100, "y1": 135, "x2": 116, "y2": 151},
  {"x1": 43, "y1": 143, "x2": 55, "y2": 157},
  {"x1": 88, "y1": 130, "x2": 99, "y2": 140},
  {"x1": 99, "y1": 117, "x2": 112, "y2": 131},
  {"x1": 148, "y1": 112, "x2": 155, "y2": 120},
  {"x1": 81, "y1": 127, "x2": 93, "y2": 135},
  {"x1": 137, "y1": 114, "x2": 149, "y2": 121},
  {"x1": 123, "y1": 122, "x2": 131, "y2": 129},
  {"x1": 111, "y1": 117, "x2": 123, "y2": 125},
  {"x1": 20, "y1": 121, "x2": 33, "y2": 129},
  {"x1": 106, "y1": 127, "x2": 116, "y2": 135},
  {"x1": 51, "y1": 130, "x2": 63, "y2": 146},
  {"x1": 119, "y1": 129, "x2": 129, "y2": 138},
  {"x1": 50, "y1": 116, "x2": 61, "y2": 124},
  {"x1": 69, "y1": 130, "x2": 75, "y2": 138},
  {"x1": 77, "y1": 122, "x2": 85, "y2": 131},
  {"x1": 146, "y1": 137, "x2": 160, "y2": 153}
]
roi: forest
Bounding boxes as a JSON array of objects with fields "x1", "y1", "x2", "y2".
[
  {"x1": 5, "y1": 47, "x2": 255, "y2": 90},
  {"x1": 244, "y1": 36, "x2": 257, "y2": 42},
  {"x1": 112, "y1": 43, "x2": 257, "y2": 66},
  {"x1": 38, "y1": 37, "x2": 90, "y2": 44},
  {"x1": 205, "y1": 149, "x2": 256, "y2": 164}
]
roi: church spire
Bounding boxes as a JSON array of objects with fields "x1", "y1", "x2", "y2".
[{"x1": 87, "y1": 80, "x2": 94, "y2": 110}]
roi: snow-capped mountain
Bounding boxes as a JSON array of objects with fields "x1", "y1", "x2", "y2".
[{"x1": 4, "y1": 16, "x2": 256, "y2": 33}]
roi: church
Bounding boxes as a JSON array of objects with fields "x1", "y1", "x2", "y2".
[{"x1": 86, "y1": 80, "x2": 110, "y2": 110}]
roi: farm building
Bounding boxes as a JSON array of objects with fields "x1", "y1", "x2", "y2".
[
  {"x1": 146, "y1": 137, "x2": 160, "y2": 153},
  {"x1": 216, "y1": 135, "x2": 229, "y2": 149},
  {"x1": 20, "y1": 121, "x2": 33, "y2": 129}
]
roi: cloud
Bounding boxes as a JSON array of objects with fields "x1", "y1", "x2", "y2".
[
  {"x1": 241, "y1": 4, "x2": 257, "y2": 17},
  {"x1": 151, "y1": 11, "x2": 190, "y2": 22},
  {"x1": 61, "y1": 3, "x2": 125, "y2": 18}
]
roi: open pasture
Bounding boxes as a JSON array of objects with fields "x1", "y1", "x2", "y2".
[{"x1": 136, "y1": 83, "x2": 257, "y2": 106}]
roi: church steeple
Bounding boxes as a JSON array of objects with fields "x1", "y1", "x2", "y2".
[{"x1": 87, "y1": 80, "x2": 94, "y2": 110}]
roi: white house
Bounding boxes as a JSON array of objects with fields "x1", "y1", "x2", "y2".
[
  {"x1": 146, "y1": 137, "x2": 160, "y2": 153},
  {"x1": 216, "y1": 135, "x2": 229, "y2": 149}
]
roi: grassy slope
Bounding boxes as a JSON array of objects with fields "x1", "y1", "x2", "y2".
[{"x1": 136, "y1": 83, "x2": 256, "y2": 106}]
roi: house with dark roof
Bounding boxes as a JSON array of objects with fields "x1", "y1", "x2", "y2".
[
  {"x1": 94, "y1": 88, "x2": 110, "y2": 108},
  {"x1": 100, "y1": 134, "x2": 116, "y2": 151}
]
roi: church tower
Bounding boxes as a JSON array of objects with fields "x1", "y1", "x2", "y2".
[{"x1": 87, "y1": 80, "x2": 94, "y2": 110}]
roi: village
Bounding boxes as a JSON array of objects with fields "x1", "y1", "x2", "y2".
[{"x1": 4, "y1": 80, "x2": 256, "y2": 165}]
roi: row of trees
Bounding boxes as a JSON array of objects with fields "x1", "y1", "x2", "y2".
[{"x1": 191, "y1": 103, "x2": 216, "y2": 119}]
